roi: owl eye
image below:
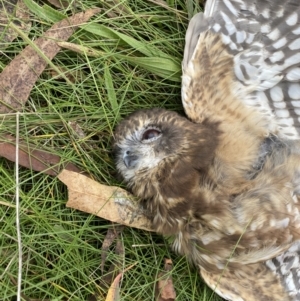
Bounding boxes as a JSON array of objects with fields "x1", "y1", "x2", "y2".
[{"x1": 142, "y1": 129, "x2": 161, "y2": 141}]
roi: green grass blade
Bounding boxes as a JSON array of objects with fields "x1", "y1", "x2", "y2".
[{"x1": 104, "y1": 62, "x2": 118, "y2": 113}]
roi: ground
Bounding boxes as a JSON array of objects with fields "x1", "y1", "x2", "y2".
[{"x1": 0, "y1": 0, "x2": 222, "y2": 300}]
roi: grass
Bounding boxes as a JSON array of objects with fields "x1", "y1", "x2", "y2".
[{"x1": 0, "y1": 0, "x2": 223, "y2": 300}]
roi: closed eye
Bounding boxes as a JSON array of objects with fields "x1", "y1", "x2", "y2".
[{"x1": 142, "y1": 128, "x2": 161, "y2": 141}]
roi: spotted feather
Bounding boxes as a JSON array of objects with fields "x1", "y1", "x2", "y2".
[
  {"x1": 183, "y1": 0, "x2": 300, "y2": 139},
  {"x1": 182, "y1": 1, "x2": 300, "y2": 299}
]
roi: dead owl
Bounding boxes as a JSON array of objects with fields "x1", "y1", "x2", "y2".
[{"x1": 114, "y1": 0, "x2": 300, "y2": 300}]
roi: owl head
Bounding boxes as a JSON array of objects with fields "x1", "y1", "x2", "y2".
[{"x1": 113, "y1": 108, "x2": 220, "y2": 203}]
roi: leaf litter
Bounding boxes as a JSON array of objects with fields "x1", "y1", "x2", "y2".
[
  {"x1": 0, "y1": 3, "x2": 181, "y2": 300},
  {"x1": 0, "y1": 8, "x2": 100, "y2": 174},
  {"x1": 0, "y1": 7, "x2": 101, "y2": 113},
  {"x1": 0, "y1": 0, "x2": 31, "y2": 49}
]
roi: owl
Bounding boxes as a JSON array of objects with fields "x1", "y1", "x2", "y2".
[{"x1": 114, "y1": 0, "x2": 300, "y2": 300}]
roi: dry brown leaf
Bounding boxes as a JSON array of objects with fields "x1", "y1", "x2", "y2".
[
  {"x1": 58, "y1": 169, "x2": 153, "y2": 231},
  {"x1": 105, "y1": 0, "x2": 131, "y2": 18},
  {"x1": 105, "y1": 272, "x2": 121, "y2": 301},
  {"x1": 146, "y1": 0, "x2": 168, "y2": 7},
  {"x1": 57, "y1": 41, "x2": 101, "y2": 57},
  {"x1": 0, "y1": 7, "x2": 101, "y2": 113},
  {"x1": 100, "y1": 226, "x2": 125, "y2": 290},
  {"x1": 68, "y1": 121, "x2": 86, "y2": 138},
  {"x1": 0, "y1": 0, "x2": 31, "y2": 49},
  {"x1": 105, "y1": 263, "x2": 137, "y2": 301},
  {"x1": 155, "y1": 259, "x2": 176, "y2": 301},
  {"x1": 101, "y1": 227, "x2": 124, "y2": 274},
  {"x1": 0, "y1": 9, "x2": 98, "y2": 175},
  {"x1": 0, "y1": 134, "x2": 83, "y2": 176},
  {"x1": 47, "y1": 0, "x2": 72, "y2": 9}
]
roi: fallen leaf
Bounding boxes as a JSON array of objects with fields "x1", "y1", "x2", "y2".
[
  {"x1": 68, "y1": 121, "x2": 86, "y2": 138},
  {"x1": 0, "y1": 7, "x2": 101, "y2": 113},
  {"x1": 57, "y1": 41, "x2": 101, "y2": 57},
  {"x1": 101, "y1": 227, "x2": 124, "y2": 274},
  {"x1": 106, "y1": 273, "x2": 121, "y2": 301},
  {"x1": 104, "y1": 0, "x2": 132, "y2": 18},
  {"x1": 105, "y1": 263, "x2": 137, "y2": 301},
  {"x1": 146, "y1": 0, "x2": 168, "y2": 7},
  {"x1": 47, "y1": 0, "x2": 72, "y2": 9},
  {"x1": 0, "y1": 134, "x2": 83, "y2": 176},
  {"x1": 0, "y1": 0, "x2": 31, "y2": 49},
  {"x1": 99, "y1": 226, "x2": 125, "y2": 293},
  {"x1": 58, "y1": 169, "x2": 153, "y2": 231},
  {"x1": 155, "y1": 259, "x2": 176, "y2": 301},
  {"x1": 0, "y1": 8, "x2": 98, "y2": 174}
]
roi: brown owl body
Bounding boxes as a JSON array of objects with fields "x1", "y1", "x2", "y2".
[{"x1": 114, "y1": 0, "x2": 300, "y2": 300}]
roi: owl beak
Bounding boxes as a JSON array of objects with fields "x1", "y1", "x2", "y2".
[{"x1": 123, "y1": 151, "x2": 139, "y2": 169}]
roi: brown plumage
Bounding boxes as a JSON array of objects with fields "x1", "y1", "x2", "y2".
[{"x1": 114, "y1": 0, "x2": 300, "y2": 300}]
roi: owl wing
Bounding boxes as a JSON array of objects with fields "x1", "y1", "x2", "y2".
[
  {"x1": 199, "y1": 241, "x2": 300, "y2": 301},
  {"x1": 182, "y1": 1, "x2": 300, "y2": 299},
  {"x1": 182, "y1": 0, "x2": 300, "y2": 139}
]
